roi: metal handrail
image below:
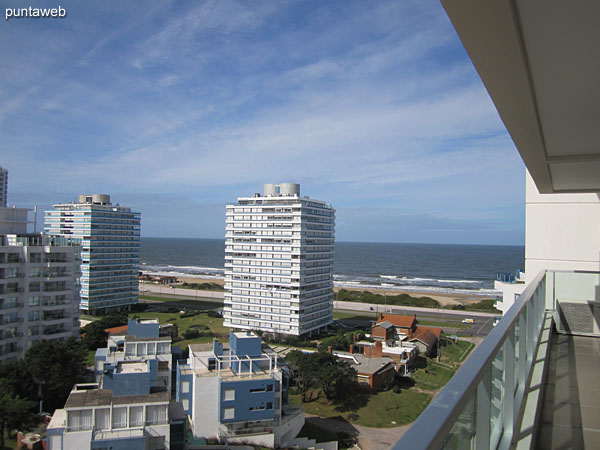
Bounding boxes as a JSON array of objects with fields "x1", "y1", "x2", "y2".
[{"x1": 393, "y1": 269, "x2": 546, "y2": 450}]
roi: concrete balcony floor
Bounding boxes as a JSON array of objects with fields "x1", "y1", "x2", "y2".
[{"x1": 536, "y1": 333, "x2": 600, "y2": 449}]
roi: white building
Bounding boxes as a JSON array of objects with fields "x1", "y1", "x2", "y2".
[
  {"x1": 495, "y1": 170, "x2": 600, "y2": 314},
  {"x1": 44, "y1": 194, "x2": 141, "y2": 315},
  {"x1": 224, "y1": 183, "x2": 335, "y2": 336},
  {"x1": 47, "y1": 318, "x2": 185, "y2": 450},
  {"x1": 0, "y1": 207, "x2": 81, "y2": 362},
  {"x1": 0, "y1": 166, "x2": 7, "y2": 207},
  {"x1": 176, "y1": 332, "x2": 304, "y2": 448}
]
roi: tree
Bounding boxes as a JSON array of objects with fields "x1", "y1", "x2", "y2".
[
  {"x1": 286, "y1": 350, "x2": 357, "y2": 402},
  {"x1": 313, "y1": 352, "x2": 356, "y2": 401},
  {"x1": 81, "y1": 321, "x2": 108, "y2": 350},
  {"x1": 0, "y1": 362, "x2": 36, "y2": 450},
  {"x1": 285, "y1": 350, "x2": 318, "y2": 402},
  {"x1": 24, "y1": 338, "x2": 88, "y2": 412},
  {"x1": 0, "y1": 394, "x2": 36, "y2": 450}
]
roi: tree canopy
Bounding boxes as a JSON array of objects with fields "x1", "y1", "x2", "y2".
[{"x1": 286, "y1": 350, "x2": 357, "y2": 402}]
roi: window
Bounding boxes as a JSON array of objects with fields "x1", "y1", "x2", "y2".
[
  {"x1": 67, "y1": 409, "x2": 92, "y2": 431},
  {"x1": 249, "y1": 387, "x2": 265, "y2": 393},
  {"x1": 29, "y1": 282, "x2": 40, "y2": 292},
  {"x1": 129, "y1": 406, "x2": 143, "y2": 427},
  {"x1": 28, "y1": 311, "x2": 39, "y2": 322},
  {"x1": 28, "y1": 296, "x2": 40, "y2": 307},
  {"x1": 112, "y1": 407, "x2": 127, "y2": 429},
  {"x1": 95, "y1": 408, "x2": 110, "y2": 431},
  {"x1": 4, "y1": 297, "x2": 17, "y2": 308},
  {"x1": 266, "y1": 402, "x2": 273, "y2": 410},
  {"x1": 157, "y1": 342, "x2": 170, "y2": 354},
  {"x1": 182, "y1": 399, "x2": 190, "y2": 411},
  {"x1": 146, "y1": 405, "x2": 167, "y2": 425},
  {"x1": 266, "y1": 384, "x2": 274, "y2": 392},
  {"x1": 29, "y1": 326, "x2": 39, "y2": 336},
  {"x1": 181, "y1": 381, "x2": 190, "y2": 394},
  {"x1": 136, "y1": 343, "x2": 146, "y2": 356},
  {"x1": 125, "y1": 343, "x2": 135, "y2": 357},
  {"x1": 147, "y1": 342, "x2": 156, "y2": 355},
  {"x1": 29, "y1": 253, "x2": 41, "y2": 263},
  {"x1": 29, "y1": 267, "x2": 41, "y2": 278},
  {"x1": 223, "y1": 407, "x2": 235, "y2": 420},
  {"x1": 223, "y1": 388, "x2": 234, "y2": 401}
]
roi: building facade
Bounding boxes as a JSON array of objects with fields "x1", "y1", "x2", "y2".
[
  {"x1": 176, "y1": 332, "x2": 304, "y2": 447},
  {"x1": 47, "y1": 318, "x2": 185, "y2": 450},
  {"x1": 224, "y1": 183, "x2": 335, "y2": 336},
  {"x1": 494, "y1": 169, "x2": 600, "y2": 314},
  {"x1": 0, "y1": 166, "x2": 7, "y2": 207},
  {"x1": 0, "y1": 228, "x2": 81, "y2": 362},
  {"x1": 44, "y1": 194, "x2": 140, "y2": 314}
]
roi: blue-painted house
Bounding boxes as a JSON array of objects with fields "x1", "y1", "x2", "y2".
[{"x1": 176, "y1": 331, "x2": 304, "y2": 448}]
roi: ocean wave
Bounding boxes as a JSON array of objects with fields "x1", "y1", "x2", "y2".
[
  {"x1": 436, "y1": 279, "x2": 482, "y2": 284},
  {"x1": 379, "y1": 275, "x2": 398, "y2": 279}
]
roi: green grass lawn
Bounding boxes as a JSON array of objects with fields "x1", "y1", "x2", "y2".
[
  {"x1": 289, "y1": 387, "x2": 431, "y2": 428},
  {"x1": 128, "y1": 311, "x2": 229, "y2": 350},
  {"x1": 411, "y1": 361, "x2": 456, "y2": 390},
  {"x1": 439, "y1": 339, "x2": 474, "y2": 366},
  {"x1": 139, "y1": 295, "x2": 222, "y2": 308},
  {"x1": 333, "y1": 309, "x2": 376, "y2": 320}
]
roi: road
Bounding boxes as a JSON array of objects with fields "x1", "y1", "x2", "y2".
[{"x1": 138, "y1": 283, "x2": 496, "y2": 337}]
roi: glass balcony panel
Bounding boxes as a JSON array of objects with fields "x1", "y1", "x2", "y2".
[
  {"x1": 514, "y1": 321, "x2": 520, "y2": 394},
  {"x1": 443, "y1": 394, "x2": 476, "y2": 450},
  {"x1": 490, "y1": 345, "x2": 504, "y2": 447}
]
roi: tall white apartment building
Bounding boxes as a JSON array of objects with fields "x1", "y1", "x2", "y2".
[
  {"x1": 224, "y1": 183, "x2": 335, "y2": 336},
  {"x1": 0, "y1": 166, "x2": 7, "y2": 207},
  {"x1": 44, "y1": 194, "x2": 140, "y2": 315},
  {"x1": 0, "y1": 207, "x2": 81, "y2": 362}
]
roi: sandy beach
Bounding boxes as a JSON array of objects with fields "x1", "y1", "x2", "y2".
[{"x1": 171, "y1": 276, "x2": 489, "y2": 307}]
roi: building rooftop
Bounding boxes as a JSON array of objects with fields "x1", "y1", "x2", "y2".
[
  {"x1": 65, "y1": 389, "x2": 169, "y2": 408},
  {"x1": 377, "y1": 313, "x2": 416, "y2": 328},
  {"x1": 335, "y1": 352, "x2": 395, "y2": 375},
  {"x1": 117, "y1": 361, "x2": 148, "y2": 374}
]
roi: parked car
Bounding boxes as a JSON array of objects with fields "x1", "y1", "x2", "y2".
[{"x1": 462, "y1": 318, "x2": 474, "y2": 324}]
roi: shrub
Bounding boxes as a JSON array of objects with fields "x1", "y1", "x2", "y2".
[
  {"x1": 182, "y1": 329, "x2": 202, "y2": 339},
  {"x1": 206, "y1": 310, "x2": 221, "y2": 318}
]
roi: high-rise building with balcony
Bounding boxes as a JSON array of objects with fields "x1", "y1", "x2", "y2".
[
  {"x1": 0, "y1": 207, "x2": 81, "y2": 362},
  {"x1": 223, "y1": 183, "x2": 335, "y2": 336},
  {"x1": 396, "y1": 1, "x2": 600, "y2": 449},
  {"x1": 0, "y1": 166, "x2": 7, "y2": 207},
  {"x1": 44, "y1": 194, "x2": 140, "y2": 315}
]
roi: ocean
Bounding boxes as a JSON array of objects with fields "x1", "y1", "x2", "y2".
[{"x1": 140, "y1": 238, "x2": 524, "y2": 298}]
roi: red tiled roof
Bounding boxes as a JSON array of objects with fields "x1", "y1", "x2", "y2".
[
  {"x1": 409, "y1": 327, "x2": 441, "y2": 348},
  {"x1": 105, "y1": 325, "x2": 128, "y2": 335},
  {"x1": 417, "y1": 325, "x2": 442, "y2": 339},
  {"x1": 377, "y1": 313, "x2": 416, "y2": 328}
]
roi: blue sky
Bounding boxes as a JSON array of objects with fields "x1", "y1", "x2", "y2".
[{"x1": 0, "y1": 0, "x2": 525, "y2": 244}]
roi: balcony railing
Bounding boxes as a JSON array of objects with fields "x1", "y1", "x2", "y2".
[{"x1": 395, "y1": 270, "x2": 550, "y2": 450}]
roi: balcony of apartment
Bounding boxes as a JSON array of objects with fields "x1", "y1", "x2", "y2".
[{"x1": 395, "y1": 270, "x2": 600, "y2": 449}]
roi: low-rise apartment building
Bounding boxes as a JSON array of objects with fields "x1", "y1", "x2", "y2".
[
  {"x1": 46, "y1": 318, "x2": 185, "y2": 450},
  {"x1": 176, "y1": 331, "x2": 304, "y2": 447}
]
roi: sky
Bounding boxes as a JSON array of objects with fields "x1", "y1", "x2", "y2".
[{"x1": 0, "y1": 0, "x2": 525, "y2": 245}]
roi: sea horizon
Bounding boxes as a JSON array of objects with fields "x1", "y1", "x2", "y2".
[{"x1": 139, "y1": 237, "x2": 524, "y2": 298}]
